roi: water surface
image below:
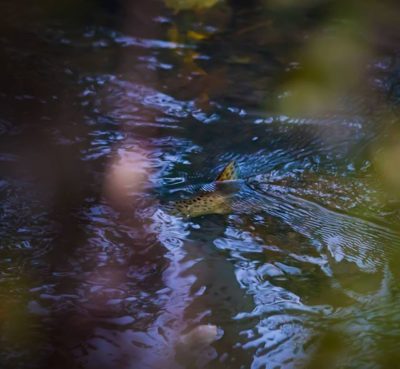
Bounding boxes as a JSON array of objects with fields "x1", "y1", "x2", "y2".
[{"x1": 2, "y1": 1, "x2": 400, "y2": 368}]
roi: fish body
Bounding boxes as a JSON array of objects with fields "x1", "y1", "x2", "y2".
[{"x1": 166, "y1": 161, "x2": 242, "y2": 218}]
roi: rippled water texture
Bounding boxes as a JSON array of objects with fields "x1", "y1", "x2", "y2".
[{"x1": 2, "y1": 0, "x2": 400, "y2": 368}]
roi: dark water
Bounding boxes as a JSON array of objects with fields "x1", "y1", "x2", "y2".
[{"x1": 2, "y1": 0, "x2": 400, "y2": 368}]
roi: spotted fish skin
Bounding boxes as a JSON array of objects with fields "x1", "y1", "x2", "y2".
[
  {"x1": 169, "y1": 191, "x2": 232, "y2": 218},
  {"x1": 216, "y1": 161, "x2": 238, "y2": 181},
  {"x1": 166, "y1": 161, "x2": 239, "y2": 218}
]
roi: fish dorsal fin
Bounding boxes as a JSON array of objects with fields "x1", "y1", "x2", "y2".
[{"x1": 216, "y1": 161, "x2": 238, "y2": 181}]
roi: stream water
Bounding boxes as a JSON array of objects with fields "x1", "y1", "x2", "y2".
[{"x1": 2, "y1": 1, "x2": 400, "y2": 368}]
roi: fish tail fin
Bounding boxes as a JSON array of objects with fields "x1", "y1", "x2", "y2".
[{"x1": 216, "y1": 161, "x2": 238, "y2": 181}]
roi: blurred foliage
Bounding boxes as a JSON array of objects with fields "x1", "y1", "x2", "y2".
[
  {"x1": 164, "y1": 0, "x2": 221, "y2": 11},
  {"x1": 372, "y1": 126, "x2": 400, "y2": 197},
  {"x1": 279, "y1": 23, "x2": 369, "y2": 115}
]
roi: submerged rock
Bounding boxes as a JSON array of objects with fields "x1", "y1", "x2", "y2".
[{"x1": 178, "y1": 324, "x2": 220, "y2": 349}]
